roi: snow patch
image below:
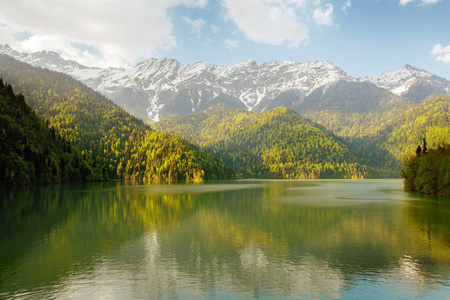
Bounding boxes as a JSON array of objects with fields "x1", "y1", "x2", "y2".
[{"x1": 391, "y1": 77, "x2": 419, "y2": 95}]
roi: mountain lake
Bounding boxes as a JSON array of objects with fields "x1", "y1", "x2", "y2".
[{"x1": 1, "y1": 179, "x2": 449, "y2": 299}]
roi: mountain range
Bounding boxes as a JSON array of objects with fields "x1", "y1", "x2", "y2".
[
  {"x1": 1, "y1": 44, "x2": 449, "y2": 123},
  {"x1": 1, "y1": 48, "x2": 449, "y2": 180}
]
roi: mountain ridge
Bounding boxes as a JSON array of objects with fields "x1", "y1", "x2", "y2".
[{"x1": 1, "y1": 44, "x2": 449, "y2": 122}]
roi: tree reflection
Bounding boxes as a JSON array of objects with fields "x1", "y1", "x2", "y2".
[{"x1": 1, "y1": 180, "x2": 449, "y2": 298}]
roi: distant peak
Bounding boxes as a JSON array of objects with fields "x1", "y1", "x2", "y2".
[
  {"x1": 263, "y1": 60, "x2": 296, "y2": 67},
  {"x1": 0, "y1": 44, "x2": 15, "y2": 54},
  {"x1": 399, "y1": 64, "x2": 433, "y2": 75},
  {"x1": 402, "y1": 64, "x2": 418, "y2": 71},
  {"x1": 192, "y1": 60, "x2": 209, "y2": 67},
  {"x1": 35, "y1": 49, "x2": 62, "y2": 58},
  {"x1": 162, "y1": 57, "x2": 178, "y2": 63},
  {"x1": 137, "y1": 57, "x2": 180, "y2": 66},
  {"x1": 236, "y1": 59, "x2": 257, "y2": 67}
]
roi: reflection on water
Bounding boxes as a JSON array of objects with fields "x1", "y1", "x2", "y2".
[{"x1": 1, "y1": 180, "x2": 450, "y2": 299}]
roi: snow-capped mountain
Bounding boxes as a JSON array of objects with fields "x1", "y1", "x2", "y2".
[
  {"x1": 1, "y1": 44, "x2": 449, "y2": 121},
  {"x1": 72, "y1": 58, "x2": 352, "y2": 121},
  {"x1": 361, "y1": 65, "x2": 450, "y2": 103},
  {"x1": 0, "y1": 44, "x2": 89, "y2": 74},
  {"x1": 0, "y1": 44, "x2": 352, "y2": 121}
]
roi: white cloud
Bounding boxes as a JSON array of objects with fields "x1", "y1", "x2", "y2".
[
  {"x1": 211, "y1": 25, "x2": 221, "y2": 34},
  {"x1": 399, "y1": 0, "x2": 441, "y2": 5},
  {"x1": 183, "y1": 16, "x2": 206, "y2": 38},
  {"x1": 399, "y1": 0, "x2": 414, "y2": 5},
  {"x1": 225, "y1": 38, "x2": 238, "y2": 50},
  {"x1": 0, "y1": 0, "x2": 208, "y2": 68},
  {"x1": 0, "y1": 0, "x2": 344, "y2": 67},
  {"x1": 221, "y1": 0, "x2": 310, "y2": 48},
  {"x1": 421, "y1": 0, "x2": 441, "y2": 4},
  {"x1": 313, "y1": 4, "x2": 334, "y2": 27},
  {"x1": 341, "y1": 1, "x2": 351, "y2": 13},
  {"x1": 431, "y1": 44, "x2": 450, "y2": 63},
  {"x1": 0, "y1": 25, "x2": 17, "y2": 46}
]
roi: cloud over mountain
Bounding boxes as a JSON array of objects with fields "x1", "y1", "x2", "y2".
[
  {"x1": 431, "y1": 44, "x2": 450, "y2": 63},
  {"x1": 0, "y1": 0, "x2": 207, "y2": 68},
  {"x1": 0, "y1": 0, "x2": 449, "y2": 81},
  {"x1": 0, "y1": 0, "x2": 340, "y2": 67}
]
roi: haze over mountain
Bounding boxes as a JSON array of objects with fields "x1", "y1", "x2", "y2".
[{"x1": 2, "y1": 45, "x2": 449, "y2": 123}]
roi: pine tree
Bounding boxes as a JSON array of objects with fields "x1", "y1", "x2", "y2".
[
  {"x1": 422, "y1": 138, "x2": 428, "y2": 154},
  {"x1": 415, "y1": 145, "x2": 422, "y2": 156}
]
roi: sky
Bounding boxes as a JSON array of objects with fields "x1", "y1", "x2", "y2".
[{"x1": 0, "y1": 0, "x2": 449, "y2": 79}]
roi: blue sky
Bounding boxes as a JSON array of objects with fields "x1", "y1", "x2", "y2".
[{"x1": 0, "y1": 0, "x2": 449, "y2": 79}]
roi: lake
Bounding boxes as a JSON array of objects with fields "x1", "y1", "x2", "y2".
[{"x1": 1, "y1": 179, "x2": 449, "y2": 299}]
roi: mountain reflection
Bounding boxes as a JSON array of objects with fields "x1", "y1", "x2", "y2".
[{"x1": 1, "y1": 180, "x2": 449, "y2": 298}]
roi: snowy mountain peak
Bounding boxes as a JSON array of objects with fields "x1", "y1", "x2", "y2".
[
  {"x1": 0, "y1": 44, "x2": 23, "y2": 58},
  {"x1": 0, "y1": 45, "x2": 89, "y2": 74},
  {"x1": 1, "y1": 45, "x2": 449, "y2": 121},
  {"x1": 361, "y1": 65, "x2": 450, "y2": 101},
  {"x1": 0, "y1": 44, "x2": 13, "y2": 53},
  {"x1": 239, "y1": 59, "x2": 257, "y2": 66}
]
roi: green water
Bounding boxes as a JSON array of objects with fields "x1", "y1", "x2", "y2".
[{"x1": 1, "y1": 180, "x2": 449, "y2": 299}]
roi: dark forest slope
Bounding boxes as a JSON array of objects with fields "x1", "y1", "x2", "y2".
[{"x1": 0, "y1": 80, "x2": 104, "y2": 186}]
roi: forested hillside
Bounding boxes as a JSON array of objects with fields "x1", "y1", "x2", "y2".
[
  {"x1": 0, "y1": 80, "x2": 104, "y2": 186},
  {"x1": 401, "y1": 141, "x2": 450, "y2": 197},
  {"x1": 155, "y1": 105, "x2": 372, "y2": 179},
  {"x1": 0, "y1": 55, "x2": 234, "y2": 182},
  {"x1": 297, "y1": 81, "x2": 413, "y2": 138},
  {"x1": 286, "y1": 82, "x2": 449, "y2": 177},
  {"x1": 156, "y1": 93, "x2": 450, "y2": 179},
  {"x1": 375, "y1": 95, "x2": 450, "y2": 157},
  {"x1": 351, "y1": 95, "x2": 450, "y2": 176}
]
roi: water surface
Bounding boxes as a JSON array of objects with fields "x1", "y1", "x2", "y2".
[{"x1": 1, "y1": 180, "x2": 449, "y2": 299}]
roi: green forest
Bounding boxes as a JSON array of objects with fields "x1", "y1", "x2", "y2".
[
  {"x1": 1, "y1": 54, "x2": 449, "y2": 188},
  {"x1": 359, "y1": 95, "x2": 450, "y2": 176},
  {"x1": 401, "y1": 139, "x2": 450, "y2": 197},
  {"x1": 156, "y1": 94, "x2": 450, "y2": 180},
  {"x1": 0, "y1": 79, "x2": 104, "y2": 186},
  {"x1": 295, "y1": 89, "x2": 450, "y2": 177},
  {"x1": 155, "y1": 105, "x2": 371, "y2": 179},
  {"x1": 0, "y1": 55, "x2": 234, "y2": 184}
]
